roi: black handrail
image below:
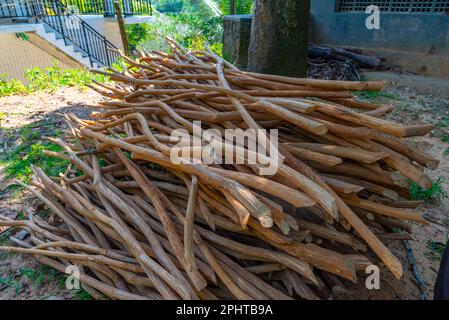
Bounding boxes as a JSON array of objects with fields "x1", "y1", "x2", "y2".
[
  {"x1": 38, "y1": 0, "x2": 120, "y2": 67},
  {"x1": 1, "y1": 0, "x2": 153, "y2": 17}
]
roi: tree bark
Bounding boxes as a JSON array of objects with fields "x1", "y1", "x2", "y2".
[
  {"x1": 248, "y1": 0, "x2": 310, "y2": 77},
  {"x1": 114, "y1": 0, "x2": 131, "y2": 56}
]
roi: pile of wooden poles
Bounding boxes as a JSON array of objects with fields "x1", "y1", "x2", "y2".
[{"x1": 0, "y1": 39, "x2": 438, "y2": 300}]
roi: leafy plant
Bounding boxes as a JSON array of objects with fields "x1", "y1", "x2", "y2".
[
  {"x1": 425, "y1": 239, "x2": 447, "y2": 260},
  {"x1": 0, "y1": 62, "x2": 109, "y2": 97},
  {"x1": 409, "y1": 177, "x2": 447, "y2": 203},
  {"x1": 0, "y1": 76, "x2": 27, "y2": 96},
  {"x1": 153, "y1": 0, "x2": 184, "y2": 13},
  {"x1": 125, "y1": 14, "x2": 223, "y2": 56}
]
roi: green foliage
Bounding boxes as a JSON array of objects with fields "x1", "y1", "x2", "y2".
[
  {"x1": 409, "y1": 177, "x2": 447, "y2": 203},
  {"x1": 354, "y1": 90, "x2": 399, "y2": 100},
  {"x1": 1, "y1": 141, "x2": 68, "y2": 183},
  {"x1": 126, "y1": 23, "x2": 152, "y2": 51},
  {"x1": 0, "y1": 265, "x2": 63, "y2": 296},
  {"x1": 425, "y1": 239, "x2": 447, "y2": 260},
  {"x1": 19, "y1": 267, "x2": 49, "y2": 288},
  {"x1": 0, "y1": 275, "x2": 20, "y2": 294},
  {"x1": 168, "y1": 13, "x2": 224, "y2": 48},
  {"x1": 125, "y1": 13, "x2": 223, "y2": 56},
  {"x1": 184, "y1": 0, "x2": 253, "y2": 16},
  {"x1": 126, "y1": 0, "x2": 255, "y2": 57},
  {"x1": 444, "y1": 147, "x2": 449, "y2": 156},
  {"x1": 16, "y1": 32, "x2": 29, "y2": 41},
  {"x1": 0, "y1": 76, "x2": 27, "y2": 96},
  {"x1": 438, "y1": 117, "x2": 449, "y2": 128},
  {"x1": 153, "y1": 0, "x2": 184, "y2": 12},
  {"x1": 16, "y1": 212, "x2": 26, "y2": 221},
  {"x1": 0, "y1": 231, "x2": 11, "y2": 246},
  {"x1": 73, "y1": 289, "x2": 94, "y2": 300},
  {"x1": 0, "y1": 62, "x2": 109, "y2": 97}
]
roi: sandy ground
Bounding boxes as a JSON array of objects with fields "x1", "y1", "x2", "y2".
[
  {"x1": 0, "y1": 82, "x2": 448, "y2": 300},
  {"x1": 336, "y1": 87, "x2": 449, "y2": 300},
  {"x1": 0, "y1": 87, "x2": 101, "y2": 300}
]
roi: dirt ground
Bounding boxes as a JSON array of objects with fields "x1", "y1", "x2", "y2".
[
  {"x1": 0, "y1": 80, "x2": 448, "y2": 300},
  {"x1": 0, "y1": 88, "x2": 101, "y2": 300}
]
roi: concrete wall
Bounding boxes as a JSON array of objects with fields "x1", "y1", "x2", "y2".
[
  {"x1": 103, "y1": 17, "x2": 124, "y2": 51},
  {"x1": 310, "y1": 0, "x2": 449, "y2": 79},
  {"x1": 223, "y1": 15, "x2": 252, "y2": 69},
  {"x1": 0, "y1": 33, "x2": 73, "y2": 82}
]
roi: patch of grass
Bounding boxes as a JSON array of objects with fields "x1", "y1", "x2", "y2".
[
  {"x1": 16, "y1": 212, "x2": 26, "y2": 220},
  {"x1": 438, "y1": 117, "x2": 449, "y2": 128},
  {"x1": 0, "y1": 274, "x2": 20, "y2": 294},
  {"x1": 0, "y1": 141, "x2": 69, "y2": 183},
  {"x1": 425, "y1": 239, "x2": 447, "y2": 260},
  {"x1": 409, "y1": 177, "x2": 447, "y2": 203},
  {"x1": 0, "y1": 62, "x2": 109, "y2": 97},
  {"x1": 354, "y1": 90, "x2": 400, "y2": 100},
  {"x1": 19, "y1": 125, "x2": 42, "y2": 141},
  {"x1": 0, "y1": 231, "x2": 11, "y2": 248},
  {"x1": 0, "y1": 265, "x2": 65, "y2": 297},
  {"x1": 73, "y1": 289, "x2": 93, "y2": 300},
  {"x1": 19, "y1": 267, "x2": 48, "y2": 288}
]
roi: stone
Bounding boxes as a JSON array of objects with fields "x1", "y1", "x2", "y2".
[{"x1": 223, "y1": 14, "x2": 253, "y2": 70}]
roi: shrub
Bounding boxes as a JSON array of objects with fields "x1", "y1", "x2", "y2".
[{"x1": 0, "y1": 62, "x2": 109, "y2": 97}]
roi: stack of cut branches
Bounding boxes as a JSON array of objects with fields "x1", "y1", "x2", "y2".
[
  {"x1": 308, "y1": 45, "x2": 382, "y2": 81},
  {"x1": 0, "y1": 39, "x2": 438, "y2": 300}
]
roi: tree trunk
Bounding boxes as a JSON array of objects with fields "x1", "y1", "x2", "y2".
[
  {"x1": 248, "y1": 0, "x2": 310, "y2": 77},
  {"x1": 230, "y1": 0, "x2": 235, "y2": 14}
]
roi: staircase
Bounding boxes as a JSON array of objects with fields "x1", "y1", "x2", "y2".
[
  {"x1": 2, "y1": 0, "x2": 121, "y2": 68},
  {"x1": 35, "y1": 23, "x2": 99, "y2": 68},
  {"x1": 36, "y1": 0, "x2": 120, "y2": 68}
]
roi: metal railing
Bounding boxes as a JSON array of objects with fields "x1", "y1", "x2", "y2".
[
  {"x1": 39, "y1": 0, "x2": 120, "y2": 67},
  {"x1": 0, "y1": 0, "x2": 44, "y2": 18},
  {"x1": 0, "y1": 0, "x2": 153, "y2": 17},
  {"x1": 125, "y1": 0, "x2": 153, "y2": 16},
  {"x1": 0, "y1": 0, "x2": 120, "y2": 67},
  {"x1": 60, "y1": 0, "x2": 104, "y2": 14}
]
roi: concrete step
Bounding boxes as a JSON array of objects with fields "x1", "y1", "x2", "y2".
[{"x1": 37, "y1": 22, "x2": 106, "y2": 69}]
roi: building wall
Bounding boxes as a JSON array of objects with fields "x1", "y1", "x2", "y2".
[
  {"x1": 310, "y1": 0, "x2": 449, "y2": 78},
  {"x1": 0, "y1": 33, "x2": 73, "y2": 82},
  {"x1": 104, "y1": 17, "x2": 125, "y2": 51}
]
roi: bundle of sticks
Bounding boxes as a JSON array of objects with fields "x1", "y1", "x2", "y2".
[{"x1": 0, "y1": 39, "x2": 439, "y2": 300}]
